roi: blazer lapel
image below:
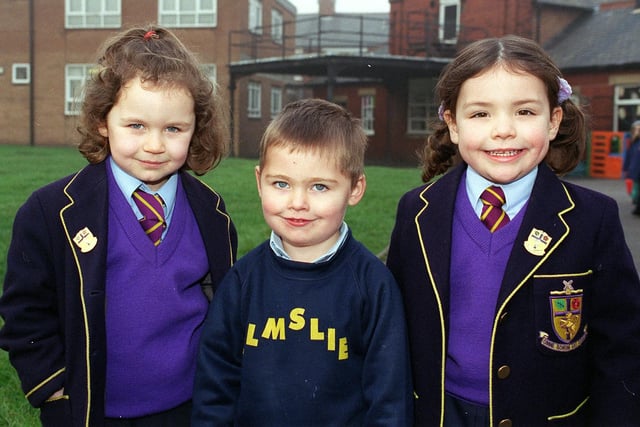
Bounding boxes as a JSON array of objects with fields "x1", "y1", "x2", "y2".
[
  {"x1": 497, "y1": 164, "x2": 575, "y2": 305},
  {"x1": 415, "y1": 165, "x2": 466, "y2": 302},
  {"x1": 60, "y1": 163, "x2": 109, "y2": 297}
]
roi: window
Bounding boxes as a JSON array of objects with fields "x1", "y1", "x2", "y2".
[
  {"x1": 439, "y1": 0, "x2": 460, "y2": 44},
  {"x1": 248, "y1": 82, "x2": 262, "y2": 118},
  {"x1": 361, "y1": 95, "x2": 375, "y2": 135},
  {"x1": 66, "y1": 0, "x2": 121, "y2": 28},
  {"x1": 12, "y1": 63, "x2": 30, "y2": 85},
  {"x1": 65, "y1": 64, "x2": 94, "y2": 115},
  {"x1": 271, "y1": 9, "x2": 283, "y2": 44},
  {"x1": 201, "y1": 64, "x2": 217, "y2": 84},
  {"x1": 249, "y1": 0, "x2": 263, "y2": 34},
  {"x1": 407, "y1": 78, "x2": 438, "y2": 134},
  {"x1": 616, "y1": 84, "x2": 640, "y2": 132},
  {"x1": 270, "y1": 87, "x2": 282, "y2": 118},
  {"x1": 159, "y1": 0, "x2": 217, "y2": 28}
]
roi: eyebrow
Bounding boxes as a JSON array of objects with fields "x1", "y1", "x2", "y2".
[
  {"x1": 462, "y1": 98, "x2": 545, "y2": 108},
  {"x1": 264, "y1": 173, "x2": 339, "y2": 184}
]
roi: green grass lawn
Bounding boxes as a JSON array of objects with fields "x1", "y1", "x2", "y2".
[{"x1": 0, "y1": 144, "x2": 422, "y2": 425}]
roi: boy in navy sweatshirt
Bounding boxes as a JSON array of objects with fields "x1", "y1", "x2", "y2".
[{"x1": 192, "y1": 98, "x2": 413, "y2": 426}]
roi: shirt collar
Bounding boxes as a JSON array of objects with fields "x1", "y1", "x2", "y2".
[
  {"x1": 108, "y1": 156, "x2": 178, "y2": 220},
  {"x1": 465, "y1": 165, "x2": 537, "y2": 219},
  {"x1": 269, "y1": 222, "x2": 349, "y2": 263}
]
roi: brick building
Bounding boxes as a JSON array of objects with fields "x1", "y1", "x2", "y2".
[
  {"x1": 0, "y1": 0, "x2": 296, "y2": 149},
  {"x1": 2, "y1": 0, "x2": 639, "y2": 167}
]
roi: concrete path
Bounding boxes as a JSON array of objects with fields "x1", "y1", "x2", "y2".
[{"x1": 565, "y1": 175, "x2": 640, "y2": 270}]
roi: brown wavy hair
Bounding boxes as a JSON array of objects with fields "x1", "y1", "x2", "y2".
[
  {"x1": 420, "y1": 35, "x2": 587, "y2": 182},
  {"x1": 77, "y1": 25, "x2": 229, "y2": 175}
]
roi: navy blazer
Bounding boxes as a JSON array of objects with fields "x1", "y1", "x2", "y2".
[
  {"x1": 0, "y1": 161, "x2": 237, "y2": 427},
  {"x1": 387, "y1": 163, "x2": 640, "y2": 426}
]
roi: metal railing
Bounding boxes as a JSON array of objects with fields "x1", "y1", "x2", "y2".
[{"x1": 227, "y1": 12, "x2": 491, "y2": 64}]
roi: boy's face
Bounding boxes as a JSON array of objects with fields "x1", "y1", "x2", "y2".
[
  {"x1": 98, "y1": 77, "x2": 195, "y2": 191},
  {"x1": 255, "y1": 145, "x2": 365, "y2": 263},
  {"x1": 444, "y1": 65, "x2": 563, "y2": 185}
]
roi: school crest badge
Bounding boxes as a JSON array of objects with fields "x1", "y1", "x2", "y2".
[
  {"x1": 73, "y1": 227, "x2": 98, "y2": 253},
  {"x1": 524, "y1": 228, "x2": 551, "y2": 256},
  {"x1": 539, "y1": 280, "x2": 587, "y2": 352}
]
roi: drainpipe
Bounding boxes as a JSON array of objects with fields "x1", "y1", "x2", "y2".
[{"x1": 29, "y1": 0, "x2": 34, "y2": 145}]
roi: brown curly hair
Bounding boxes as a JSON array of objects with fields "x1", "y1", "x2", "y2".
[
  {"x1": 420, "y1": 35, "x2": 588, "y2": 182},
  {"x1": 77, "y1": 25, "x2": 229, "y2": 175}
]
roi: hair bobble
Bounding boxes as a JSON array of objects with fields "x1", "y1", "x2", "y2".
[
  {"x1": 557, "y1": 77, "x2": 572, "y2": 104},
  {"x1": 437, "y1": 103, "x2": 446, "y2": 121},
  {"x1": 143, "y1": 30, "x2": 159, "y2": 40}
]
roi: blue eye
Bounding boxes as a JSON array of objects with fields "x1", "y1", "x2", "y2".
[
  {"x1": 312, "y1": 183, "x2": 328, "y2": 192},
  {"x1": 275, "y1": 181, "x2": 289, "y2": 189}
]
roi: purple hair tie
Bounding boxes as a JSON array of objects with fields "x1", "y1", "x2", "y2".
[
  {"x1": 558, "y1": 77, "x2": 572, "y2": 104},
  {"x1": 437, "y1": 103, "x2": 445, "y2": 121}
]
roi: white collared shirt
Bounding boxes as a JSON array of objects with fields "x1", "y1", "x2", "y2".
[
  {"x1": 109, "y1": 157, "x2": 178, "y2": 230},
  {"x1": 269, "y1": 222, "x2": 349, "y2": 263},
  {"x1": 465, "y1": 166, "x2": 537, "y2": 220}
]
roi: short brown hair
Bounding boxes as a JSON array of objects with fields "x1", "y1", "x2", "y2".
[{"x1": 258, "y1": 98, "x2": 368, "y2": 186}]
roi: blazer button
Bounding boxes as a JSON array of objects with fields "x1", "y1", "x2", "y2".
[
  {"x1": 497, "y1": 365, "x2": 511, "y2": 379},
  {"x1": 498, "y1": 419, "x2": 512, "y2": 427}
]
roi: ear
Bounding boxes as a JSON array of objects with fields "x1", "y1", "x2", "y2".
[
  {"x1": 549, "y1": 106, "x2": 563, "y2": 140},
  {"x1": 348, "y1": 174, "x2": 366, "y2": 207},
  {"x1": 98, "y1": 123, "x2": 108, "y2": 138},
  {"x1": 443, "y1": 110, "x2": 459, "y2": 144},
  {"x1": 255, "y1": 165, "x2": 263, "y2": 197}
]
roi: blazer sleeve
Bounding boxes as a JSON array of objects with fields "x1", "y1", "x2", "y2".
[
  {"x1": 584, "y1": 195, "x2": 640, "y2": 421},
  {"x1": 0, "y1": 192, "x2": 66, "y2": 407}
]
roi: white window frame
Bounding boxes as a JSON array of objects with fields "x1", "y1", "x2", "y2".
[
  {"x1": 65, "y1": 64, "x2": 94, "y2": 115},
  {"x1": 248, "y1": 81, "x2": 262, "y2": 118},
  {"x1": 615, "y1": 84, "x2": 640, "y2": 132},
  {"x1": 361, "y1": 95, "x2": 375, "y2": 136},
  {"x1": 65, "y1": 0, "x2": 121, "y2": 29},
  {"x1": 271, "y1": 9, "x2": 283, "y2": 44},
  {"x1": 438, "y1": 0, "x2": 460, "y2": 44},
  {"x1": 159, "y1": 0, "x2": 217, "y2": 28},
  {"x1": 407, "y1": 78, "x2": 437, "y2": 135},
  {"x1": 201, "y1": 63, "x2": 217, "y2": 84},
  {"x1": 270, "y1": 87, "x2": 283, "y2": 118},
  {"x1": 12, "y1": 63, "x2": 30, "y2": 85},
  {"x1": 249, "y1": 0, "x2": 263, "y2": 34}
]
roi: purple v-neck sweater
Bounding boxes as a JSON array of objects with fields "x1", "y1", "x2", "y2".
[
  {"x1": 445, "y1": 181, "x2": 524, "y2": 405},
  {"x1": 104, "y1": 171, "x2": 208, "y2": 418}
]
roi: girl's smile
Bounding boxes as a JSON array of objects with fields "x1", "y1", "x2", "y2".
[{"x1": 444, "y1": 65, "x2": 562, "y2": 185}]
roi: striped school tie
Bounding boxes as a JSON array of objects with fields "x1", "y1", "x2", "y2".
[
  {"x1": 480, "y1": 185, "x2": 510, "y2": 232},
  {"x1": 132, "y1": 189, "x2": 166, "y2": 246}
]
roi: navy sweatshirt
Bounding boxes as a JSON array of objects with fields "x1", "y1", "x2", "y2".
[{"x1": 192, "y1": 231, "x2": 413, "y2": 426}]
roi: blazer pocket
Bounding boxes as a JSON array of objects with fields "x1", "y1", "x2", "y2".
[
  {"x1": 39, "y1": 396, "x2": 71, "y2": 427},
  {"x1": 532, "y1": 271, "x2": 592, "y2": 356}
]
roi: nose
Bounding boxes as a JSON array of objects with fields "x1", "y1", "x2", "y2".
[
  {"x1": 491, "y1": 114, "x2": 516, "y2": 140},
  {"x1": 143, "y1": 131, "x2": 165, "y2": 153},
  {"x1": 288, "y1": 188, "x2": 309, "y2": 210}
]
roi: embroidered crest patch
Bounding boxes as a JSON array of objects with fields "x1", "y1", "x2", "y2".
[{"x1": 539, "y1": 280, "x2": 587, "y2": 352}]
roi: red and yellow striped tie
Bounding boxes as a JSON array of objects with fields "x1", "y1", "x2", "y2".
[
  {"x1": 480, "y1": 186, "x2": 510, "y2": 232},
  {"x1": 133, "y1": 189, "x2": 166, "y2": 246}
]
